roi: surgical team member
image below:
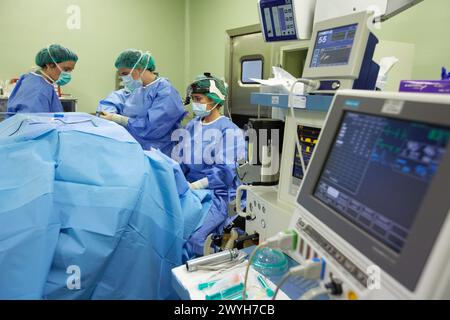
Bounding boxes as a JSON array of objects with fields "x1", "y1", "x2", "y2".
[
  {"x1": 98, "y1": 49, "x2": 186, "y2": 156},
  {"x1": 7, "y1": 44, "x2": 78, "y2": 114},
  {"x1": 174, "y1": 74, "x2": 245, "y2": 257}
]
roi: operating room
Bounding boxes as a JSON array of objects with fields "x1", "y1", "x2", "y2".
[{"x1": 0, "y1": 0, "x2": 449, "y2": 302}]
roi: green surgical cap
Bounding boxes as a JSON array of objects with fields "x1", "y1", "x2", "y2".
[
  {"x1": 189, "y1": 74, "x2": 228, "y2": 105},
  {"x1": 114, "y1": 49, "x2": 156, "y2": 72},
  {"x1": 35, "y1": 44, "x2": 78, "y2": 67}
]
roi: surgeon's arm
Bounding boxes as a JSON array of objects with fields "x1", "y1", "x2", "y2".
[
  {"x1": 127, "y1": 86, "x2": 186, "y2": 140},
  {"x1": 202, "y1": 131, "x2": 245, "y2": 190},
  {"x1": 7, "y1": 76, "x2": 56, "y2": 113},
  {"x1": 203, "y1": 164, "x2": 236, "y2": 190},
  {"x1": 180, "y1": 162, "x2": 190, "y2": 176},
  {"x1": 9, "y1": 91, "x2": 52, "y2": 113},
  {"x1": 97, "y1": 90, "x2": 128, "y2": 115},
  {"x1": 100, "y1": 111, "x2": 129, "y2": 126},
  {"x1": 189, "y1": 177, "x2": 209, "y2": 190}
]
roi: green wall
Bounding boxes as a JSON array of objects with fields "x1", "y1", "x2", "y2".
[
  {"x1": 185, "y1": 0, "x2": 260, "y2": 83},
  {"x1": 187, "y1": 0, "x2": 450, "y2": 82},
  {"x1": 373, "y1": 0, "x2": 449, "y2": 80},
  {"x1": 1, "y1": 0, "x2": 449, "y2": 114},
  {"x1": 0, "y1": 0, "x2": 186, "y2": 113}
]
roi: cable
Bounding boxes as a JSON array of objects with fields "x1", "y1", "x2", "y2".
[
  {"x1": 298, "y1": 276, "x2": 343, "y2": 300},
  {"x1": 295, "y1": 78, "x2": 321, "y2": 92},
  {"x1": 3, "y1": 115, "x2": 98, "y2": 137},
  {"x1": 236, "y1": 165, "x2": 247, "y2": 181},
  {"x1": 299, "y1": 287, "x2": 329, "y2": 300},
  {"x1": 205, "y1": 260, "x2": 248, "y2": 282},
  {"x1": 287, "y1": 78, "x2": 323, "y2": 176},
  {"x1": 272, "y1": 272, "x2": 293, "y2": 300},
  {"x1": 0, "y1": 113, "x2": 28, "y2": 136},
  {"x1": 8, "y1": 119, "x2": 26, "y2": 136},
  {"x1": 222, "y1": 78, "x2": 232, "y2": 122},
  {"x1": 52, "y1": 118, "x2": 97, "y2": 125},
  {"x1": 242, "y1": 243, "x2": 266, "y2": 301},
  {"x1": 272, "y1": 258, "x2": 324, "y2": 300},
  {"x1": 289, "y1": 80, "x2": 307, "y2": 176},
  {"x1": 225, "y1": 99, "x2": 233, "y2": 122}
]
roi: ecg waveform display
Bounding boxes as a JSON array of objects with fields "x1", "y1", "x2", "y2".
[{"x1": 314, "y1": 111, "x2": 450, "y2": 253}]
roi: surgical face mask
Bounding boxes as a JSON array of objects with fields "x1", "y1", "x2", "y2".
[
  {"x1": 56, "y1": 70, "x2": 72, "y2": 86},
  {"x1": 192, "y1": 102, "x2": 218, "y2": 118},
  {"x1": 47, "y1": 46, "x2": 72, "y2": 86},
  {"x1": 39, "y1": 67, "x2": 71, "y2": 86},
  {"x1": 121, "y1": 72, "x2": 143, "y2": 93},
  {"x1": 121, "y1": 51, "x2": 151, "y2": 93}
]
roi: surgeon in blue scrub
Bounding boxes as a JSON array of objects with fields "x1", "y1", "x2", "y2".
[
  {"x1": 7, "y1": 44, "x2": 78, "y2": 114},
  {"x1": 98, "y1": 49, "x2": 186, "y2": 156},
  {"x1": 173, "y1": 74, "x2": 246, "y2": 257}
]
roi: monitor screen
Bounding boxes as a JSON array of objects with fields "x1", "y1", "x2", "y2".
[
  {"x1": 310, "y1": 24, "x2": 357, "y2": 68},
  {"x1": 313, "y1": 111, "x2": 450, "y2": 253}
]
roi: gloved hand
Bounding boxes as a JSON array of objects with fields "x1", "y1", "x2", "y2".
[
  {"x1": 99, "y1": 111, "x2": 129, "y2": 127},
  {"x1": 189, "y1": 177, "x2": 209, "y2": 190},
  {"x1": 99, "y1": 111, "x2": 113, "y2": 121}
]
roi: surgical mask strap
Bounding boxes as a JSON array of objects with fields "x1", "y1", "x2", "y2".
[
  {"x1": 194, "y1": 102, "x2": 219, "y2": 113},
  {"x1": 209, "y1": 102, "x2": 219, "y2": 113},
  {"x1": 130, "y1": 51, "x2": 151, "y2": 79},
  {"x1": 39, "y1": 69, "x2": 56, "y2": 84},
  {"x1": 47, "y1": 45, "x2": 64, "y2": 73}
]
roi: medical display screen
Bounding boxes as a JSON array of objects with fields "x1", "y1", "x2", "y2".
[
  {"x1": 314, "y1": 112, "x2": 450, "y2": 253},
  {"x1": 292, "y1": 125, "x2": 321, "y2": 181},
  {"x1": 310, "y1": 24, "x2": 357, "y2": 68},
  {"x1": 261, "y1": 0, "x2": 298, "y2": 41}
]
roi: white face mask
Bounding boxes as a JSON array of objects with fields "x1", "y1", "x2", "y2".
[
  {"x1": 121, "y1": 72, "x2": 143, "y2": 93},
  {"x1": 192, "y1": 102, "x2": 218, "y2": 117},
  {"x1": 120, "y1": 52, "x2": 151, "y2": 93}
]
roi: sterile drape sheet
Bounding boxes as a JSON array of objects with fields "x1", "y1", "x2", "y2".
[{"x1": 0, "y1": 113, "x2": 211, "y2": 300}]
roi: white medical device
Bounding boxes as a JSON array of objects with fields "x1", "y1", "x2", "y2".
[
  {"x1": 237, "y1": 11, "x2": 382, "y2": 238},
  {"x1": 259, "y1": 0, "x2": 424, "y2": 42},
  {"x1": 236, "y1": 108, "x2": 327, "y2": 242},
  {"x1": 302, "y1": 11, "x2": 380, "y2": 92},
  {"x1": 289, "y1": 90, "x2": 450, "y2": 299},
  {"x1": 258, "y1": 0, "x2": 316, "y2": 42},
  {"x1": 314, "y1": 0, "x2": 424, "y2": 23}
]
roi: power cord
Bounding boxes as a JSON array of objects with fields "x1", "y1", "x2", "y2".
[
  {"x1": 298, "y1": 276, "x2": 343, "y2": 300},
  {"x1": 289, "y1": 80, "x2": 307, "y2": 176},
  {"x1": 272, "y1": 258, "x2": 325, "y2": 300},
  {"x1": 288, "y1": 78, "x2": 322, "y2": 177},
  {"x1": 298, "y1": 287, "x2": 330, "y2": 300}
]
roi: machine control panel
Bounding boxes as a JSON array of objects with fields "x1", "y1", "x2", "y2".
[{"x1": 296, "y1": 217, "x2": 369, "y2": 288}]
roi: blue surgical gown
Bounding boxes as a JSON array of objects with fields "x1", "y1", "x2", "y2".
[
  {"x1": 7, "y1": 73, "x2": 63, "y2": 114},
  {"x1": 175, "y1": 116, "x2": 246, "y2": 256},
  {"x1": 97, "y1": 77, "x2": 186, "y2": 156}
]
